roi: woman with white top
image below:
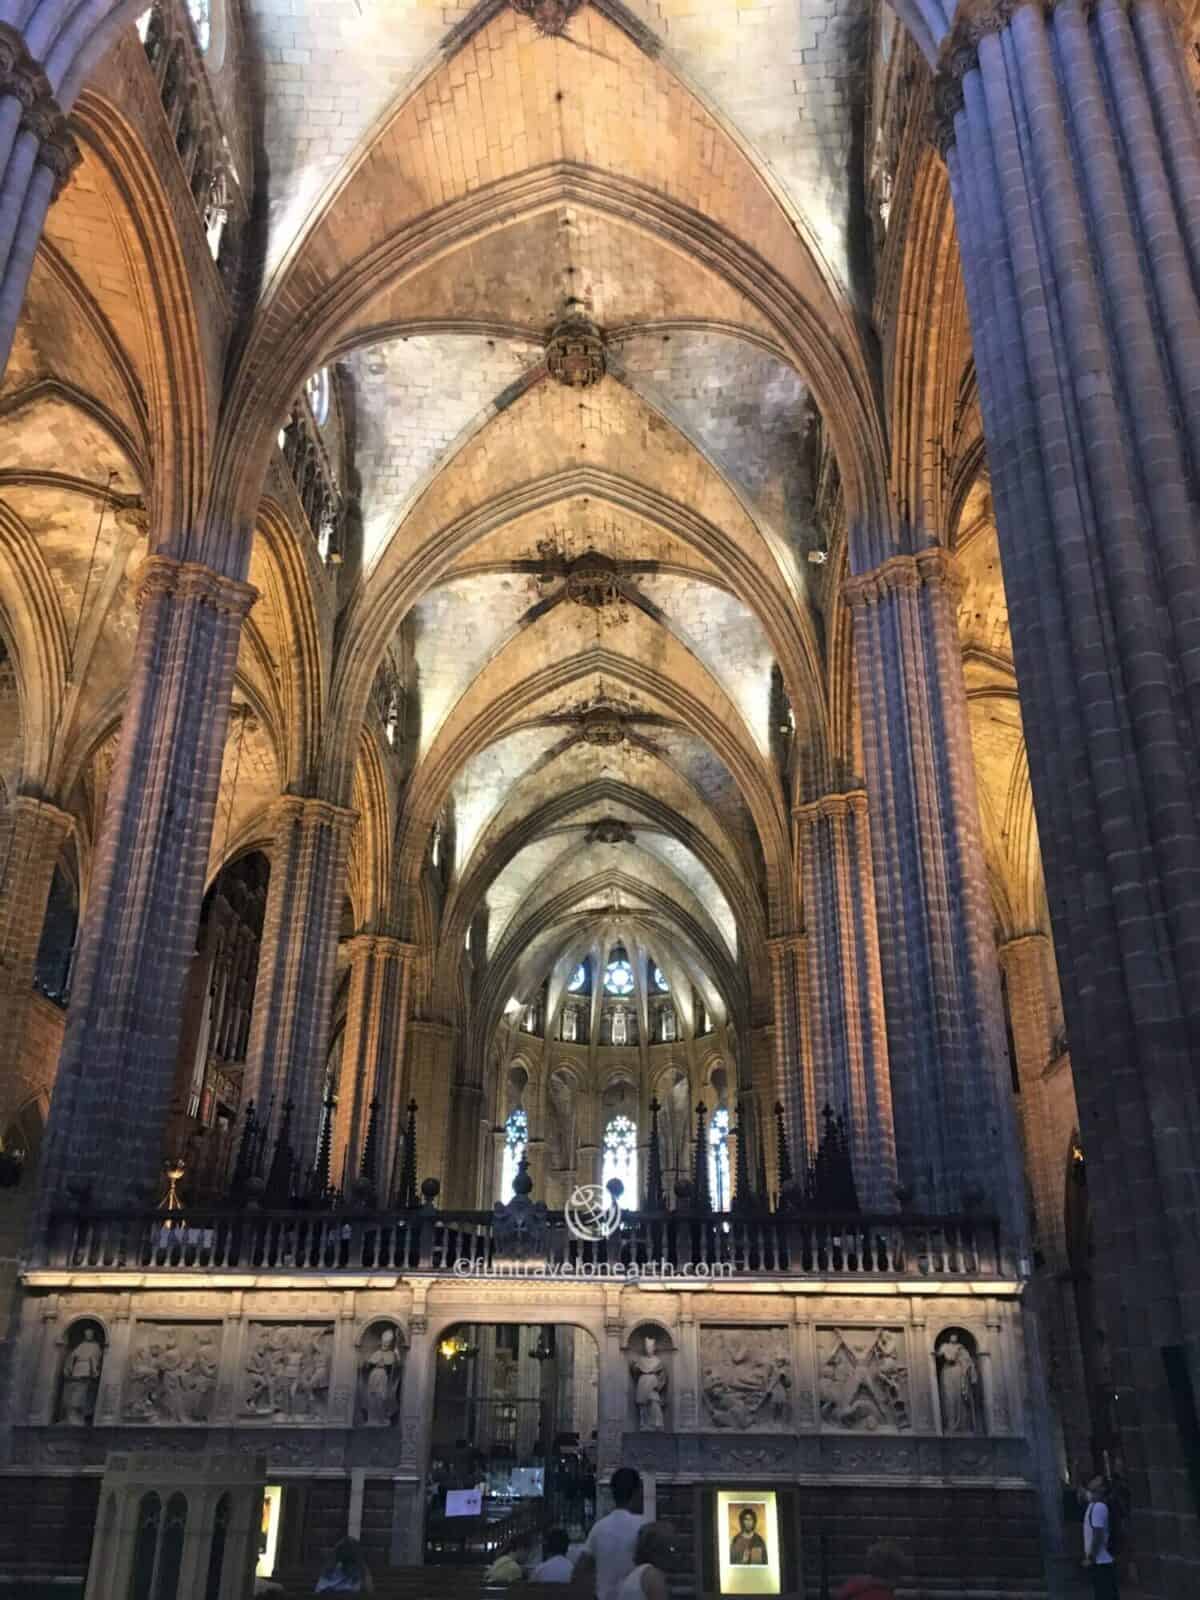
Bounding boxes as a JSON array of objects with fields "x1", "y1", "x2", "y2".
[{"x1": 616, "y1": 1523, "x2": 672, "y2": 1600}]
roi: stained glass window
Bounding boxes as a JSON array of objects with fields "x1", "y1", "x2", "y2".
[
  {"x1": 708, "y1": 1106, "x2": 731, "y2": 1211},
  {"x1": 188, "y1": 0, "x2": 210, "y2": 50},
  {"x1": 652, "y1": 965, "x2": 669, "y2": 992},
  {"x1": 500, "y1": 1107, "x2": 527, "y2": 1200},
  {"x1": 567, "y1": 963, "x2": 587, "y2": 993},
  {"x1": 604, "y1": 957, "x2": 634, "y2": 996},
  {"x1": 601, "y1": 1114, "x2": 637, "y2": 1201},
  {"x1": 305, "y1": 366, "x2": 330, "y2": 426}
]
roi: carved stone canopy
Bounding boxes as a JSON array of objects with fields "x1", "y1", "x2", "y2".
[
  {"x1": 546, "y1": 315, "x2": 606, "y2": 388},
  {"x1": 511, "y1": 0, "x2": 584, "y2": 33}
]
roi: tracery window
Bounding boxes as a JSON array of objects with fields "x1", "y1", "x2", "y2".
[
  {"x1": 708, "y1": 1105, "x2": 731, "y2": 1211},
  {"x1": 500, "y1": 1107, "x2": 528, "y2": 1200},
  {"x1": 567, "y1": 962, "x2": 587, "y2": 993},
  {"x1": 604, "y1": 955, "x2": 634, "y2": 996},
  {"x1": 660, "y1": 1005, "x2": 676, "y2": 1044},
  {"x1": 305, "y1": 366, "x2": 330, "y2": 427},
  {"x1": 611, "y1": 1007, "x2": 628, "y2": 1046},
  {"x1": 562, "y1": 1007, "x2": 578, "y2": 1042},
  {"x1": 652, "y1": 965, "x2": 669, "y2": 993},
  {"x1": 188, "y1": 0, "x2": 210, "y2": 50},
  {"x1": 601, "y1": 1114, "x2": 637, "y2": 1201}
]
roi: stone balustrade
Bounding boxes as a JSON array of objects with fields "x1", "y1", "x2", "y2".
[{"x1": 43, "y1": 1205, "x2": 1010, "y2": 1281}]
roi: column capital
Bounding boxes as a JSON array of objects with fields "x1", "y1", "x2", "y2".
[
  {"x1": 135, "y1": 555, "x2": 258, "y2": 619},
  {"x1": 766, "y1": 933, "x2": 805, "y2": 957},
  {"x1": 843, "y1": 546, "x2": 961, "y2": 609},
  {"x1": 269, "y1": 794, "x2": 357, "y2": 836},
  {"x1": 997, "y1": 931, "x2": 1053, "y2": 965},
  {"x1": 7, "y1": 793, "x2": 72, "y2": 840},
  {"x1": 345, "y1": 933, "x2": 421, "y2": 963},
  {"x1": 792, "y1": 789, "x2": 869, "y2": 825}
]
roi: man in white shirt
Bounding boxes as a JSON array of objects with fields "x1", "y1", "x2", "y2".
[
  {"x1": 574, "y1": 1468, "x2": 645, "y2": 1600},
  {"x1": 532, "y1": 1527, "x2": 576, "y2": 1584},
  {"x1": 1082, "y1": 1476, "x2": 1119, "y2": 1599}
]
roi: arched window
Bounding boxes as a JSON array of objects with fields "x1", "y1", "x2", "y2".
[
  {"x1": 500, "y1": 1107, "x2": 527, "y2": 1200},
  {"x1": 652, "y1": 964, "x2": 669, "y2": 993},
  {"x1": 660, "y1": 1005, "x2": 677, "y2": 1044},
  {"x1": 188, "y1": 0, "x2": 210, "y2": 50},
  {"x1": 602, "y1": 1114, "x2": 637, "y2": 1200},
  {"x1": 604, "y1": 953, "x2": 634, "y2": 996},
  {"x1": 567, "y1": 962, "x2": 587, "y2": 993},
  {"x1": 708, "y1": 1106, "x2": 731, "y2": 1211},
  {"x1": 305, "y1": 366, "x2": 330, "y2": 426}
]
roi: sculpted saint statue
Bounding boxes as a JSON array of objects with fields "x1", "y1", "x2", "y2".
[
  {"x1": 363, "y1": 1328, "x2": 402, "y2": 1425},
  {"x1": 61, "y1": 1326, "x2": 104, "y2": 1425},
  {"x1": 937, "y1": 1332, "x2": 980, "y2": 1435},
  {"x1": 630, "y1": 1334, "x2": 667, "y2": 1430}
]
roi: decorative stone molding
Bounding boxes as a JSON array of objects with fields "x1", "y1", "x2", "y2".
[
  {"x1": 0, "y1": 24, "x2": 80, "y2": 199},
  {"x1": 842, "y1": 546, "x2": 961, "y2": 610},
  {"x1": 545, "y1": 314, "x2": 606, "y2": 387},
  {"x1": 135, "y1": 555, "x2": 258, "y2": 619}
]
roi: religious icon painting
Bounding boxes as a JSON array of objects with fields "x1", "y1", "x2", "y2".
[{"x1": 716, "y1": 1490, "x2": 782, "y2": 1595}]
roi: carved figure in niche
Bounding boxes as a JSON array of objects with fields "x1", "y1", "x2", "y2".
[
  {"x1": 243, "y1": 1324, "x2": 333, "y2": 1421},
  {"x1": 360, "y1": 1325, "x2": 403, "y2": 1426},
  {"x1": 701, "y1": 1329, "x2": 792, "y2": 1431},
  {"x1": 818, "y1": 1327, "x2": 910, "y2": 1433},
  {"x1": 936, "y1": 1330, "x2": 982, "y2": 1435},
  {"x1": 630, "y1": 1335, "x2": 668, "y2": 1430},
  {"x1": 122, "y1": 1325, "x2": 219, "y2": 1423},
  {"x1": 59, "y1": 1324, "x2": 104, "y2": 1425}
]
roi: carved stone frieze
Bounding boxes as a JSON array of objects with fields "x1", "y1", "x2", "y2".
[
  {"x1": 123, "y1": 1324, "x2": 221, "y2": 1424},
  {"x1": 700, "y1": 1328, "x2": 793, "y2": 1431},
  {"x1": 242, "y1": 1324, "x2": 334, "y2": 1422},
  {"x1": 818, "y1": 1326, "x2": 910, "y2": 1433}
]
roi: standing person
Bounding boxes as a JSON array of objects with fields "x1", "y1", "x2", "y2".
[
  {"x1": 616, "y1": 1523, "x2": 672, "y2": 1600},
  {"x1": 315, "y1": 1537, "x2": 374, "y2": 1593},
  {"x1": 834, "y1": 1540, "x2": 907, "y2": 1600},
  {"x1": 1083, "y1": 1477, "x2": 1120, "y2": 1599},
  {"x1": 574, "y1": 1468, "x2": 645, "y2": 1600}
]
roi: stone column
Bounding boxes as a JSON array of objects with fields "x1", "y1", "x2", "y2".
[
  {"x1": 0, "y1": 26, "x2": 80, "y2": 375},
  {"x1": 0, "y1": 795, "x2": 71, "y2": 1134},
  {"x1": 936, "y1": 4, "x2": 1200, "y2": 1575},
  {"x1": 334, "y1": 936, "x2": 415, "y2": 1199},
  {"x1": 794, "y1": 790, "x2": 897, "y2": 1209},
  {"x1": 999, "y1": 934, "x2": 1090, "y2": 1472},
  {"x1": 35, "y1": 558, "x2": 255, "y2": 1219},
  {"x1": 242, "y1": 796, "x2": 356, "y2": 1169},
  {"x1": 844, "y1": 549, "x2": 1023, "y2": 1230},
  {"x1": 766, "y1": 933, "x2": 807, "y2": 1169}
]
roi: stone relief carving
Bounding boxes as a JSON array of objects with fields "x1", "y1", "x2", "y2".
[
  {"x1": 701, "y1": 1328, "x2": 792, "y2": 1431},
  {"x1": 123, "y1": 1325, "x2": 220, "y2": 1424},
  {"x1": 818, "y1": 1327, "x2": 910, "y2": 1432},
  {"x1": 629, "y1": 1334, "x2": 668, "y2": 1430},
  {"x1": 358, "y1": 1323, "x2": 404, "y2": 1426},
  {"x1": 935, "y1": 1329, "x2": 982, "y2": 1435},
  {"x1": 243, "y1": 1324, "x2": 334, "y2": 1422},
  {"x1": 57, "y1": 1324, "x2": 105, "y2": 1426}
]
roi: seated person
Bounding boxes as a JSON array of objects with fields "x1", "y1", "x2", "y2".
[
  {"x1": 315, "y1": 1537, "x2": 374, "y2": 1593},
  {"x1": 485, "y1": 1532, "x2": 533, "y2": 1585},
  {"x1": 532, "y1": 1528, "x2": 575, "y2": 1583}
]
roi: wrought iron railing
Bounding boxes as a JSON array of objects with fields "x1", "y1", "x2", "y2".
[{"x1": 42, "y1": 1206, "x2": 1011, "y2": 1279}]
